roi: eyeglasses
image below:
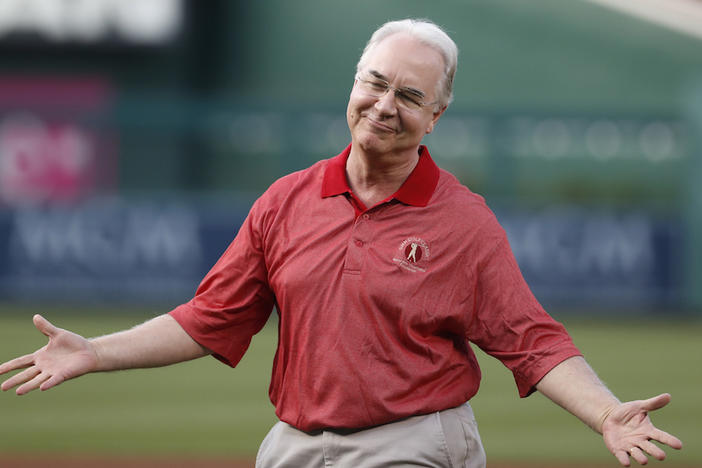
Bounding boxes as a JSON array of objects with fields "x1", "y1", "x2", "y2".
[{"x1": 354, "y1": 74, "x2": 438, "y2": 111}]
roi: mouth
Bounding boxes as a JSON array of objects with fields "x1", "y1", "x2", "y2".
[{"x1": 365, "y1": 116, "x2": 397, "y2": 133}]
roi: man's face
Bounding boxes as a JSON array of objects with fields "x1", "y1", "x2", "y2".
[{"x1": 347, "y1": 33, "x2": 446, "y2": 157}]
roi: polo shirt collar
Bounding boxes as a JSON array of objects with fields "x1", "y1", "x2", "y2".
[{"x1": 321, "y1": 143, "x2": 440, "y2": 207}]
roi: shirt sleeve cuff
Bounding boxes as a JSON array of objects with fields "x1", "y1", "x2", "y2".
[
  {"x1": 514, "y1": 345, "x2": 583, "y2": 398},
  {"x1": 169, "y1": 302, "x2": 259, "y2": 368}
]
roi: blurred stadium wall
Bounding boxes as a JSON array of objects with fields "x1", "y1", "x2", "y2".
[{"x1": 0, "y1": 0, "x2": 701, "y2": 314}]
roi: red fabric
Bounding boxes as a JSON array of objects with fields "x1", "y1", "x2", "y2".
[{"x1": 170, "y1": 144, "x2": 581, "y2": 431}]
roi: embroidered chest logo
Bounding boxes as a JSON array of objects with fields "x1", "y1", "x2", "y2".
[{"x1": 393, "y1": 237, "x2": 430, "y2": 273}]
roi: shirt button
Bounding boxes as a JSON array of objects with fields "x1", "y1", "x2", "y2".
[
  {"x1": 355, "y1": 240, "x2": 363, "y2": 247},
  {"x1": 362, "y1": 214, "x2": 370, "y2": 220}
]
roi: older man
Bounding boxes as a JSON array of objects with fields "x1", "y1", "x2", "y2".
[{"x1": 0, "y1": 19, "x2": 682, "y2": 468}]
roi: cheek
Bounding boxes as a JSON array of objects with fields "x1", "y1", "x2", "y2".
[
  {"x1": 348, "y1": 87, "x2": 378, "y2": 110},
  {"x1": 346, "y1": 103, "x2": 358, "y2": 128},
  {"x1": 346, "y1": 95, "x2": 369, "y2": 124}
]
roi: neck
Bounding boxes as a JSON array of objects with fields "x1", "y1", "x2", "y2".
[{"x1": 346, "y1": 146, "x2": 420, "y2": 208}]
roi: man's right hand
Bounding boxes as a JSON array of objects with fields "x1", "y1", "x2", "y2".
[{"x1": 0, "y1": 314, "x2": 99, "y2": 395}]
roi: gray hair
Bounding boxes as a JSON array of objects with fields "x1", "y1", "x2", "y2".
[{"x1": 356, "y1": 18, "x2": 458, "y2": 109}]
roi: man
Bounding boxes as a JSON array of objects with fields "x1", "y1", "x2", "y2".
[{"x1": 0, "y1": 19, "x2": 683, "y2": 468}]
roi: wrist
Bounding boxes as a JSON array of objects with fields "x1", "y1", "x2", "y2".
[
  {"x1": 596, "y1": 401, "x2": 620, "y2": 434},
  {"x1": 89, "y1": 338, "x2": 109, "y2": 372}
]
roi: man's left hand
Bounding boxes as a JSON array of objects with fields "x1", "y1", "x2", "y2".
[{"x1": 602, "y1": 393, "x2": 683, "y2": 466}]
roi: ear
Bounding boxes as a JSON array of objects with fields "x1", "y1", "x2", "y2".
[{"x1": 425, "y1": 106, "x2": 447, "y2": 134}]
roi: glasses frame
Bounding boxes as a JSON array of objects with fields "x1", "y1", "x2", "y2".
[{"x1": 354, "y1": 73, "x2": 439, "y2": 111}]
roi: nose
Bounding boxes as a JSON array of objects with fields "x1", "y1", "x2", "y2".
[{"x1": 374, "y1": 89, "x2": 398, "y2": 114}]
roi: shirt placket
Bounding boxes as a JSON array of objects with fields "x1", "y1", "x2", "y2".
[{"x1": 343, "y1": 212, "x2": 373, "y2": 274}]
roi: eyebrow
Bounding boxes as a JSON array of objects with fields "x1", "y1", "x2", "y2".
[{"x1": 367, "y1": 69, "x2": 426, "y2": 99}]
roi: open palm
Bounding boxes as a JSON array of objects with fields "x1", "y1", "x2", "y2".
[
  {"x1": 602, "y1": 394, "x2": 683, "y2": 466},
  {"x1": 0, "y1": 315, "x2": 99, "y2": 395}
]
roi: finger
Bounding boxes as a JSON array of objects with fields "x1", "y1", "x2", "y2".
[
  {"x1": 33, "y1": 314, "x2": 59, "y2": 338},
  {"x1": 40, "y1": 373, "x2": 66, "y2": 392},
  {"x1": 16, "y1": 371, "x2": 51, "y2": 396},
  {"x1": 640, "y1": 393, "x2": 671, "y2": 412},
  {"x1": 614, "y1": 449, "x2": 631, "y2": 467},
  {"x1": 650, "y1": 428, "x2": 683, "y2": 450},
  {"x1": 1, "y1": 366, "x2": 40, "y2": 392},
  {"x1": 639, "y1": 440, "x2": 666, "y2": 461},
  {"x1": 629, "y1": 447, "x2": 649, "y2": 466},
  {"x1": 0, "y1": 353, "x2": 35, "y2": 375}
]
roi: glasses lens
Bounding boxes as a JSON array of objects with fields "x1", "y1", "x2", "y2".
[
  {"x1": 396, "y1": 92, "x2": 422, "y2": 110},
  {"x1": 359, "y1": 78, "x2": 387, "y2": 97},
  {"x1": 356, "y1": 75, "x2": 425, "y2": 111}
]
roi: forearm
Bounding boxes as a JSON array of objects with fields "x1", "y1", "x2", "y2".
[
  {"x1": 91, "y1": 314, "x2": 210, "y2": 372},
  {"x1": 536, "y1": 356, "x2": 620, "y2": 434}
]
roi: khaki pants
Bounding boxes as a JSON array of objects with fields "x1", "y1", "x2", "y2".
[{"x1": 256, "y1": 402, "x2": 486, "y2": 468}]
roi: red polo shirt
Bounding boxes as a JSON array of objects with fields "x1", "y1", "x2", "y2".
[{"x1": 170, "y1": 144, "x2": 581, "y2": 432}]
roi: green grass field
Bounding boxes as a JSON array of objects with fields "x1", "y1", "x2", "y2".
[{"x1": 0, "y1": 306, "x2": 699, "y2": 466}]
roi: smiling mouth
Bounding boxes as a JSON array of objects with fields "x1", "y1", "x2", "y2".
[{"x1": 365, "y1": 117, "x2": 396, "y2": 133}]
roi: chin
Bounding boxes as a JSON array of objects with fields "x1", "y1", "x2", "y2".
[{"x1": 356, "y1": 134, "x2": 393, "y2": 155}]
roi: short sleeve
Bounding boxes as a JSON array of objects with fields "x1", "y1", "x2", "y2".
[
  {"x1": 170, "y1": 197, "x2": 275, "y2": 368},
  {"x1": 466, "y1": 224, "x2": 582, "y2": 397}
]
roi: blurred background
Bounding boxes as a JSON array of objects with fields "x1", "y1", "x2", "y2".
[
  {"x1": 1, "y1": 0, "x2": 701, "y2": 312},
  {"x1": 0, "y1": 0, "x2": 701, "y2": 465}
]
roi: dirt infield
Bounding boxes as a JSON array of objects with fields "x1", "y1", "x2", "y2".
[
  {"x1": 0, "y1": 457, "x2": 249, "y2": 468},
  {"x1": 0, "y1": 457, "x2": 697, "y2": 468},
  {"x1": 0, "y1": 458, "x2": 696, "y2": 468}
]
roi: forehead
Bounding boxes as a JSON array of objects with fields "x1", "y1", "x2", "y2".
[{"x1": 361, "y1": 33, "x2": 444, "y2": 90}]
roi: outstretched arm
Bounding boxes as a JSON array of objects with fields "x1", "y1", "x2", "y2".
[
  {"x1": 536, "y1": 356, "x2": 683, "y2": 466},
  {"x1": 0, "y1": 314, "x2": 209, "y2": 395}
]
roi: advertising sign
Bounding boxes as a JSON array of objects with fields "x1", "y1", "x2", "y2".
[
  {"x1": 498, "y1": 206, "x2": 682, "y2": 308},
  {"x1": 0, "y1": 196, "x2": 249, "y2": 304},
  {"x1": 0, "y1": 199, "x2": 683, "y2": 309},
  {"x1": 0, "y1": 77, "x2": 116, "y2": 207}
]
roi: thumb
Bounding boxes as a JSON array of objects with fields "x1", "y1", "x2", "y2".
[
  {"x1": 33, "y1": 314, "x2": 59, "y2": 338},
  {"x1": 640, "y1": 393, "x2": 672, "y2": 412}
]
